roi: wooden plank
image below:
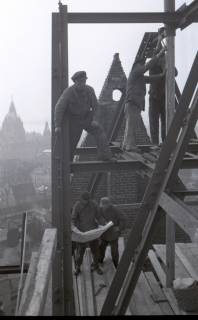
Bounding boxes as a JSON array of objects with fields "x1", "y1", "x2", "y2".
[
  {"x1": 175, "y1": 243, "x2": 198, "y2": 280},
  {"x1": 76, "y1": 268, "x2": 87, "y2": 316},
  {"x1": 87, "y1": 251, "x2": 106, "y2": 316},
  {"x1": 162, "y1": 287, "x2": 186, "y2": 315},
  {"x1": 144, "y1": 271, "x2": 174, "y2": 315},
  {"x1": 72, "y1": 259, "x2": 81, "y2": 316},
  {"x1": 159, "y1": 192, "x2": 198, "y2": 240},
  {"x1": 164, "y1": 0, "x2": 176, "y2": 288},
  {"x1": 85, "y1": 249, "x2": 97, "y2": 316},
  {"x1": 153, "y1": 245, "x2": 190, "y2": 278},
  {"x1": 100, "y1": 238, "x2": 131, "y2": 315},
  {"x1": 75, "y1": 246, "x2": 102, "y2": 317},
  {"x1": 148, "y1": 250, "x2": 166, "y2": 287},
  {"x1": 19, "y1": 229, "x2": 57, "y2": 316},
  {"x1": 18, "y1": 252, "x2": 39, "y2": 315},
  {"x1": 51, "y1": 11, "x2": 64, "y2": 316},
  {"x1": 129, "y1": 272, "x2": 163, "y2": 315}
]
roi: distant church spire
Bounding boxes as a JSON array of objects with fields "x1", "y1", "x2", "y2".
[
  {"x1": 43, "y1": 121, "x2": 51, "y2": 137},
  {"x1": 1, "y1": 99, "x2": 26, "y2": 144},
  {"x1": 9, "y1": 99, "x2": 17, "y2": 115}
]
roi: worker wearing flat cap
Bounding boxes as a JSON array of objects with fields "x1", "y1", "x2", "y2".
[
  {"x1": 72, "y1": 191, "x2": 106, "y2": 276},
  {"x1": 54, "y1": 70, "x2": 115, "y2": 161}
]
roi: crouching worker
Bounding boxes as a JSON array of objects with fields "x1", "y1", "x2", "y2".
[
  {"x1": 99, "y1": 197, "x2": 125, "y2": 268},
  {"x1": 72, "y1": 191, "x2": 106, "y2": 276}
]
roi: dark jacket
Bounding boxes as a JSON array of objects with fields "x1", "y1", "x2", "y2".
[
  {"x1": 55, "y1": 84, "x2": 98, "y2": 128},
  {"x1": 100, "y1": 205, "x2": 125, "y2": 241},
  {"x1": 125, "y1": 56, "x2": 160, "y2": 110},
  {"x1": 72, "y1": 199, "x2": 106, "y2": 232}
]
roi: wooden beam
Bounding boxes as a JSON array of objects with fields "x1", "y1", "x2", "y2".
[
  {"x1": 18, "y1": 229, "x2": 57, "y2": 316},
  {"x1": 178, "y1": 0, "x2": 198, "y2": 29},
  {"x1": 51, "y1": 11, "x2": 64, "y2": 316},
  {"x1": 159, "y1": 192, "x2": 198, "y2": 241},
  {"x1": 59, "y1": 4, "x2": 75, "y2": 315},
  {"x1": 0, "y1": 264, "x2": 29, "y2": 275},
  {"x1": 18, "y1": 252, "x2": 39, "y2": 315},
  {"x1": 66, "y1": 12, "x2": 181, "y2": 24},
  {"x1": 164, "y1": 0, "x2": 176, "y2": 288}
]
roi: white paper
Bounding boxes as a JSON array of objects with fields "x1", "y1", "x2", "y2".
[{"x1": 71, "y1": 221, "x2": 114, "y2": 243}]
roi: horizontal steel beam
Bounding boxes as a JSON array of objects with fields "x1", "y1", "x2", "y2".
[
  {"x1": 0, "y1": 264, "x2": 29, "y2": 274},
  {"x1": 70, "y1": 159, "x2": 141, "y2": 173},
  {"x1": 75, "y1": 145, "x2": 122, "y2": 155},
  {"x1": 67, "y1": 12, "x2": 182, "y2": 24},
  {"x1": 70, "y1": 153, "x2": 198, "y2": 173}
]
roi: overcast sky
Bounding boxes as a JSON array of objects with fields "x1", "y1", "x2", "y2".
[{"x1": 0, "y1": 0, "x2": 196, "y2": 133}]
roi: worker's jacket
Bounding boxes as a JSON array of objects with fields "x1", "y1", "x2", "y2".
[
  {"x1": 72, "y1": 199, "x2": 106, "y2": 233},
  {"x1": 125, "y1": 55, "x2": 160, "y2": 111},
  {"x1": 100, "y1": 205, "x2": 125, "y2": 242},
  {"x1": 54, "y1": 84, "x2": 98, "y2": 128}
]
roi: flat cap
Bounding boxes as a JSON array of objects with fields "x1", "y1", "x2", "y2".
[{"x1": 71, "y1": 71, "x2": 87, "y2": 82}]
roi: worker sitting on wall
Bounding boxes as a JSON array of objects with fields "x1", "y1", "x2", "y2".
[
  {"x1": 54, "y1": 70, "x2": 116, "y2": 162},
  {"x1": 99, "y1": 197, "x2": 125, "y2": 269},
  {"x1": 122, "y1": 46, "x2": 166, "y2": 153},
  {"x1": 72, "y1": 191, "x2": 106, "y2": 276}
]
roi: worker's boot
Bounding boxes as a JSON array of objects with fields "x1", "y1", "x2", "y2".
[
  {"x1": 91, "y1": 263, "x2": 103, "y2": 275},
  {"x1": 96, "y1": 266, "x2": 103, "y2": 275},
  {"x1": 74, "y1": 267, "x2": 81, "y2": 276}
]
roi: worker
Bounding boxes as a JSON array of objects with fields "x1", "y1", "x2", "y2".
[
  {"x1": 72, "y1": 191, "x2": 106, "y2": 276},
  {"x1": 148, "y1": 53, "x2": 166, "y2": 145},
  {"x1": 98, "y1": 197, "x2": 125, "y2": 269},
  {"x1": 54, "y1": 71, "x2": 116, "y2": 161},
  {"x1": 148, "y1": 29, "x2": 178, "y2": 145},
  {"x1": 122, "y1": 47, "x2": 166, "y2": 153}
]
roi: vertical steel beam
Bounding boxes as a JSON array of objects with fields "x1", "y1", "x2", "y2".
[
  {"x1": 51, "y1": 11, "x2": 64, "y2": 316},
  {"x1": 59, "y1": 3, "x2": 75, "y2": 315},
  {"x1": 164, "y1": 0, "x2": 176, "y2": 288}
]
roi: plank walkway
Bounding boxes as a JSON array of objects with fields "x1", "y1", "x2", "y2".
[
  {"x1": 73, "y1": 238, "x2": 198, "y2": 315},
  {"x1": 149, "y1": 243, "x2": 198, "y2": 315}
]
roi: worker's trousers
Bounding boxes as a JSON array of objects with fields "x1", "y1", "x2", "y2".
[
  {"x1": 149, "y1": 97, "x2": 166, "y2": 145},
  {"x1": 123, "y1": 102, "x2": 148, "y2": 151},
  {"x1": 69, "y1": 112, "x2": 112, "y2": 161},
  {"x1": 75, "y1": 239, "x2": 100, "y2": 268},
  {"x1": 99, "y1": 238, "x2": 119, "y2": 268}
]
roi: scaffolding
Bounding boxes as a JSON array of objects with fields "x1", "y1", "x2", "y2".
[{"x1": 51, "y1": 0, "x2": 198, "y2": 316}]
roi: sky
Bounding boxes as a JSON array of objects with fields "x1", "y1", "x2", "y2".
[{"x1": 0, "y1": 0, "x2": 197, "y2": 133}]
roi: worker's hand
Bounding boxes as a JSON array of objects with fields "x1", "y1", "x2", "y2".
[
  {"x1": 55, "y1": 127, "x2": 61, "y2": 134},
  {"x1": 157, "y1": 46, "x2": 166, "y2": 59}
]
